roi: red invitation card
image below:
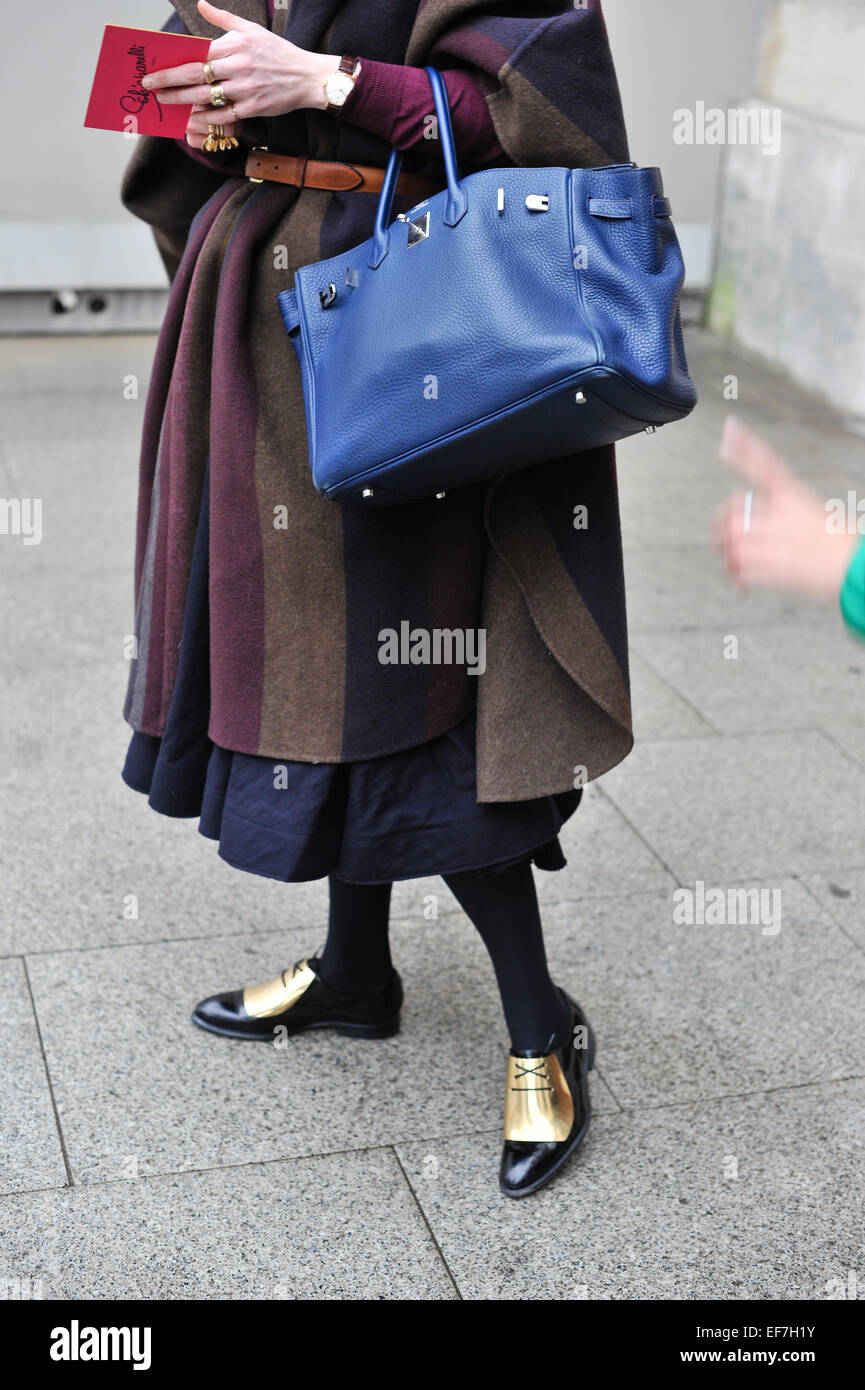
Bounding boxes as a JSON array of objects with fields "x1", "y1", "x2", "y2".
[{"x1": 84, "y1": 25, "x2": 211, "y2": 138}]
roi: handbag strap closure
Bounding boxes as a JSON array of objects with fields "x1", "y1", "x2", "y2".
[{"x1": 369, "y1": 66, "x2": 467, "y2": 269}]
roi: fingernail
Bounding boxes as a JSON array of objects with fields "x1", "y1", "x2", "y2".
[{"x1": 141, "y1": 76, "x2": 154, "y2": 88}]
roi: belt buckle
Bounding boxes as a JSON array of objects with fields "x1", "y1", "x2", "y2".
[{"x1": 247, "y1": 146, "x2": 269, "y2": 184}]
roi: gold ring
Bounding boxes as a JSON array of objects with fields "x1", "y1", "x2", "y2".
[
  {"x1": 209, "y1": 83, "x2": 228, "y2": 108},
  {"x1": 203, "y1": 121, "x2": 238, "y2": 153},
  {"x1": 203, "y1": 60, "x2": 216, "y2": 84}
]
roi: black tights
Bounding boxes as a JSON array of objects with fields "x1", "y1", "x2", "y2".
[{"x1": 317, "y1": 864, "x2": 571, "y2": 1052}]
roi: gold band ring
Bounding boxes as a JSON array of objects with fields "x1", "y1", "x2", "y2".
[
  {"x1": 203, "y1": 60, "x2": 216, "y2": 84},
  {"x1": 209, "y1": 83, "x2": 228, "y2": 108}
]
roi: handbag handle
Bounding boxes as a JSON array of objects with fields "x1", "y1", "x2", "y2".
[
  {"x1": 425, "y1": 66, "x2": 468, "y2": 227},
  {"x1": 369, "y1": 66, "x2": 468, "y2": 268}
]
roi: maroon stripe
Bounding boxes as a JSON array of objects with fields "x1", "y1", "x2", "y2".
[
  {"x1": 207, "y1": 188, "x2": 288, "y2": 751},
  {"x1": 134, "y1": 182, "x2": 237, "y2": 600},
  {"x1": 429, "y1": 29, "x2": 511, "y2": 76},
  {"x1": 141, "y1": 324, "x2": 203, "y2": 731},
  {"x1": 137, "y1": 184, "x2": 242, "y2": 731}
]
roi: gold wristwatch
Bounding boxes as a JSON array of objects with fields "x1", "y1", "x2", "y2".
[{"x1": 323, "y1": 55, "x2": 362, "y2": 109}]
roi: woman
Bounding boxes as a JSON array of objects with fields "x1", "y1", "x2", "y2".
[{"x1": 121, "y1": 0, "x2": 634, "y2": 1198}]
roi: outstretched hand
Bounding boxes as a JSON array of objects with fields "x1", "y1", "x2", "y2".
[{"x1": 712, "y1": 417, "x2": 858, "y2": 601}]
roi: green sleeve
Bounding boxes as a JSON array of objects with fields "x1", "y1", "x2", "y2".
[{"x1": 840, "y1": 537, "x2": 865, "y2": 639}]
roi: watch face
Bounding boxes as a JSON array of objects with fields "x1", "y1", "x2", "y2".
[{"x1": 325, "y1": 71, "x2": 355, "y2": 107}]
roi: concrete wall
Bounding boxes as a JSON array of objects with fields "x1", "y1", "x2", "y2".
[
  {"x1": 603, "y1": 0, "x2": 766, "y2": 289},
  {"x1": 2, "y1": 0, "x2": 764, "y2": 295},
  {"x1": 709, "y1": 0, "x2": 865, "y2": 414}
]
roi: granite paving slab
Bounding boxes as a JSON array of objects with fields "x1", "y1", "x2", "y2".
[
  {"x1": 396, "y1": 1078, "x2": 865, "y2": 1300},
  {"x1": 601, "y1": 730, "x2": 865, "y2": 883},
  {"x1": 801, "y1": 869, "x2": 865, "y2": 952},
  {"x1": 631, "y1": 621, "x2": 865, "y2": 736},
  {"x1": 0, "y1": 1149, "x2": 456, "y2": 1300},
  {"x1": 539, "y1": 883, "x2": 865, "y2": 1107},
  {"x1": 0, "y1": 958, "x2": 67, "y2": 1196},
  {"x1": 24, "y1": 923, "x2": 620, "y2": 1185}
]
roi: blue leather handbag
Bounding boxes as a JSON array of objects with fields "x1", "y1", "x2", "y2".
[{"x1": 278, "y1": 67, "x2": 696, "y2": 506}]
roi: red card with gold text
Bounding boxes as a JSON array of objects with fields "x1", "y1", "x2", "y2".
[{"x1": 84, "y1": 25, "x2": 211, "y2": 137}]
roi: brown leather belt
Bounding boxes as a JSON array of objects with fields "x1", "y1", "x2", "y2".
[{"x1": 245, "y1": 149, "x2": 438, "y2": 201}]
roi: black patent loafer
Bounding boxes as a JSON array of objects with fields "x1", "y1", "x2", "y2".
[
  {"x1": 499, "y1": 990, "x2": 595, "y2": 1198},
  {"x1": 192, "y1": 957, "x2": 402, "y2": 1042}
]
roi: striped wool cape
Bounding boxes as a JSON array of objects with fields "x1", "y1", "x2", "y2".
[{"x1": 122, "y1": 0, "x2": 634, "y2": 802}]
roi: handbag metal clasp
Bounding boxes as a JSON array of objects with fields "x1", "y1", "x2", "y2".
[
  {"x1": 406, "y1": 210, "x2": 431, "y2": 246},
  {"x1": 525, "y1": 194, "x2": 550, "y2": 212}
]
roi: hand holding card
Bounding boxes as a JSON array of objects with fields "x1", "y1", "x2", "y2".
[{"x1": 84, "y1": 25, "x2": 211, "y2": 138}]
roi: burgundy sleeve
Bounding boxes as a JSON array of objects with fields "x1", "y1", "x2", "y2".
[{"x1": 337, "y1": 60, "x2": 506, "y2": 166}]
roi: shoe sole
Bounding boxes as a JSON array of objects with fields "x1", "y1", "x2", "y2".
[
  {"x1": 190, "y1": 1012, "x2": 400, "y2": 1041},
  {"x1": 499, "y1": 1024, "x2": 596, "y2": 1199}
]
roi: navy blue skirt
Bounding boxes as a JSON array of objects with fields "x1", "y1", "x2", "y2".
[{"x1": 122, "y1": 469, "x2": 581, "y2": 884}]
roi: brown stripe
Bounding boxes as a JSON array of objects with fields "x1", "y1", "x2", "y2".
[
  {"x1": 488, "y1": 471, "x2": 632, "y2": 732},
  {"x1": 207, "y1": 185, "x2": 281, "y2": 751},
  {"x1": 155, "y1": 187, "x2": 250, "y2": 730},
  {"x1": 475, "y1": 470, "x2": 632, "y2": 802},
  {"x1": 486, "y1": 65, "x2": 616, "y2": 168},
  {"x1": 477, "y1": 540, "x2": 633, "y2": 803},
  {"x1": 252, "y1": 187, "x2": 348, "y2": 761},
  {"x1": 406, "y1": 0, "x2": 499, "y2": 65}
]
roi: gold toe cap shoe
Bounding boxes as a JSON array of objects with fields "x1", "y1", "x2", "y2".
[
  {"x1": 500, "y1": 992, "x2": 595, "y2": 1197},
  {"x1": 192, "y1": 958, "x2": 402, "y2": 1041}
]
